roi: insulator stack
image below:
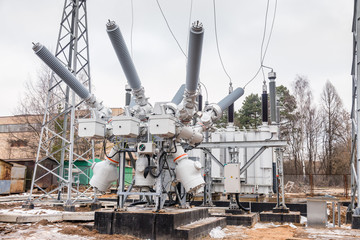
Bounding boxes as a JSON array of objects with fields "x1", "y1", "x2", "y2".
[
  {"x1": 32, "y1": 43, "x2": 90, "y2": 100},
  {"x1": 186, "y1": 21, "x2": 204, "y2": 94},
  {"x1": 107, "y1": 21, "x2": 142, "y2": 91}
]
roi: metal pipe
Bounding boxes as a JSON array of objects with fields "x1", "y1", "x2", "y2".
[
  {"x1": 171, "y1": 84, "x2": 186, "y2": 105},
  {"x1": 217, "y1": 87, "x2": 244, "y2": 111},
  {"x1": 107, "y1": 21, "x2": 142, "y2": 91},
  {"x1": 32, "y1": 43, "x2": 90, "y2": 100},
  {"x1": 186, "y1": 21, "x2": 204, "y2": 93}
]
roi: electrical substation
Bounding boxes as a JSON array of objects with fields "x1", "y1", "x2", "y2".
[{"x1": 1, "y1": 0, "x2": 360, "y2": 239}]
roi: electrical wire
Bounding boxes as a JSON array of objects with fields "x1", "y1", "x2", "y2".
[
  {"x1": 200, "y1": 81, "x2": 209, "y2": 103},
  {"x1": 213, "y1": 0, "x2": 232, "y2": 84},
  {"x1": 262, "y1": 0, "x2": 278, "y2": 65},
  {"x1": 260, "y1": 0, "x2": 270, "y2": 82},
  {"x1": 155, "y1": 0, "x2": 187, "y2": 58},
  {"x1": 243, "y1": 0, "x2": 278, "y2": 89},
  {"x1": 260, "y1": 0, "x2": 270, "y2": 67}
]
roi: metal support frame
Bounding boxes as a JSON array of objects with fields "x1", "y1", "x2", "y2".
[
  {"x1": 202, "y1": 131, "x2": 214, "y2": 206},
  {"x1": 27, "y1": 0, "x2": 95, "y2": 207},
  {"x1": 198, "y1": 140, "x2": 287, "y2": 206},
  {"x1": 350, "y1": 0, "x2": 360, "y2": 214}
]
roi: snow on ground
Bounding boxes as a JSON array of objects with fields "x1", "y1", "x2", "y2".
[
  {"x1": 0, "y1": 223, "x2": 93, "y2": 240},
  {"x1": 0, "y1": 207, "x2": 61, "y2": 215},
  {"x1": 209, "y1": 226, "x2": 227, "y2": 238},
  {"x1": 305, "y1": 227, "x2": 360, "y2": 239}
]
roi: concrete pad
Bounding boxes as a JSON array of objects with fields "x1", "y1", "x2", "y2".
[
  {"x1": 211, "y1": 212, "x2": 258, "y2": 226},
  {"x1": 0, "y1": 214, "x2": 18, "y2": 222},
  {"x1": 0, "y1": 207, "x2": 94, "y2": 223},
  {"x1": 260, "y1": 211, "x2": 301, "y2": 223},
  {"x1": 16, "y1": 214, "x2": 63, "y2": 223},
  {"x1": 63, "y1": 211, "x2": 94, "y2": 221}
]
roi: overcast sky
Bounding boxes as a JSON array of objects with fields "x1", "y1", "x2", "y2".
[{"x1": 0, "y1": 0, "x2": 353, "y2": 116}]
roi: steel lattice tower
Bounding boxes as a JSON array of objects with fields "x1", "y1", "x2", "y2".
[{"x1": 27, "y1": 0, "x2": 95, "y2": 208}]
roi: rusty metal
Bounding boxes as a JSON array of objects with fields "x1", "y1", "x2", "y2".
[
  {"x1": 10, "y1": 163, "x2": 26, "y2": 193},
  {"x1": 344, "y1": 174, "x2": 348, "y2": 197},
  {"x1": 309, "y1": 174, "x2": 314, "y2": 197}
]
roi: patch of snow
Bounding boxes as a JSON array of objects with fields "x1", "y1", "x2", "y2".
[
  {"x1": 0, "y1": 223, "x2": 93, "y2": 240},
  {"x1": 0, "y1": 208, "x2": 61, "y2": 215},
  {"x1": 253, "y1": 222, "x2": 280, "y2": 229},
  {"x1": 305, "y1": 227, "x2": 360, "y2": 239},
  {"x1": 300, "y1": 216, "x2": 307, "y2": 225},
  {"x1": 209, "y1": 226, "x2": 226, "y2": 239},
  {"x1": 288, "y1": 223, "x2": 297, "y2": 229}
]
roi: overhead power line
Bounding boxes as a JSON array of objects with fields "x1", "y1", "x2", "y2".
[
  {"x1": 243, "y1": 0, "x2": 278, "y2": 89},
  {"x1": 155, "y1": 0, "x2": 187, "y2": 58},
  {"x1": 213, "y1": 0, "x2": 232, "y2": 84}
]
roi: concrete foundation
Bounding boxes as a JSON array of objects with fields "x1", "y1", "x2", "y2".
[
  {"x1": 260, "y1": 211, "x2": 300, "y2": 223},
  {"x1": 64, "y1": 205, "x2": 76, "y2": 212},
  {"x1": 210, "y1": 212, "x2": 258, "y2": 226},
  {"x1": 91, "y1": 202, "x2": 102, "y2": 211},
  {"x1": 352, "y1": 215, "x2": 360, "y2": 229},
  {"x1": 94, "y1": 207, "x2": 226, "y2": 240},
  {"x1": 21, "y1": 203, "x2": 34, "y2": 209}
]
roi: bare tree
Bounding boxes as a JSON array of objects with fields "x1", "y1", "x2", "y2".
[
  {"x1": 303, "y1": 89, "x2": 320, "y2": 174},
  {"x1": 292, "y1": 75, "x2": 311, "y2": 175},
  {"x1": 7, "y1": 65, "x2": 55, "y2": 159},
  {"x1": 320, "y1": 80, "x2": 350, "y2": 174}
]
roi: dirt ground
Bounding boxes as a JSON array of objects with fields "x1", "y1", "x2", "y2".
[{"x1": 2, "y1": 220, "x2": 360, "y2": 240}]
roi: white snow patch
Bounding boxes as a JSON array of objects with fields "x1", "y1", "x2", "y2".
[
  {"x1": 300, "y1": 216, "x2": 307, "y2": 225},
  {"x1": 288, "y1": 223, "x2": 297, "y2": 229},
  {"x1": 0, "y1": 208, "x2": 61, "y2": 215},
  {"x1": 305, "y1": 227, "x2": 360, "y2": 239},
  {"x1": 253, "y1": 222, "x2": 281, "y2": 229},
  {"x1": 209, "y1": 226, "x2": 226, "y2": 239},
  {"x1": 0, "y1": 223, "x2": 93, "y2": 240}
]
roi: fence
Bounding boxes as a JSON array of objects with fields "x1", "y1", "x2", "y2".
[{"x1": 284, "y1": 174, "x2": 350, "y2": 197}]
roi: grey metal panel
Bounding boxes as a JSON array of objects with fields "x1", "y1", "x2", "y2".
[
  {"x1": 217, "y1": 87, "x2": 244, "y2": 111},
  {"x1": 307, "y1": 200, "x2": 328, "y2": 227},
  {"x1": 32, "y1": 43, "x2": 91, "y2": 100},
  {"x1": 0, "y1": 180, "x2": 11, "y2": 194},
  {"x1": 107, "y1": 21, "x2": 142, "y2": 91}
]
